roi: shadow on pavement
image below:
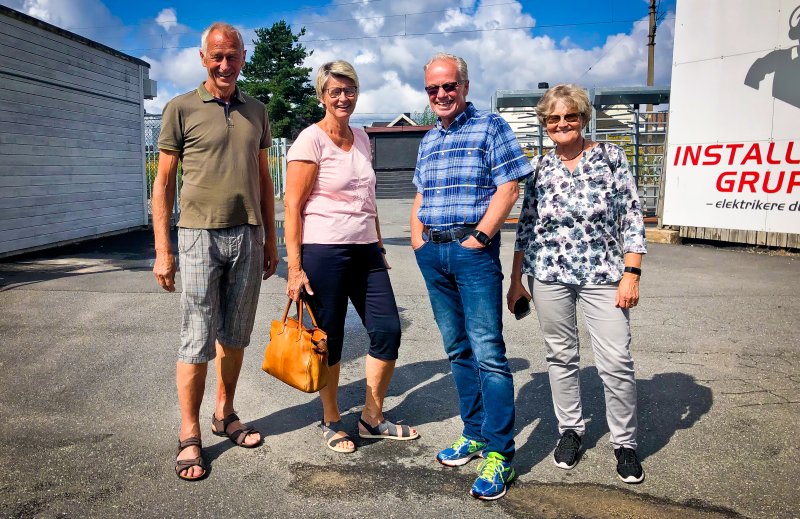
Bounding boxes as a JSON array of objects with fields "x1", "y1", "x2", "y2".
[
  {"x1": 382, "y1": 237, "x2": 411, "y2": 247},
  {"x1": 0, "y1": 224, "x2": 290, "y2": 289},
  {"x1": 513, "y1": 367, "x2": 713, "y2": 475},
  {"x1": 204, "y1": 356, "x2": 531, "y2": 465},
  {"x1": 0, "y1": 229, "x2": 167, "y2": 289}
]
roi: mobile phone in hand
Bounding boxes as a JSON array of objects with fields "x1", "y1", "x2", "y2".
[{"x1": 513, "y1": 297, "x2": 531, "y2": 320}]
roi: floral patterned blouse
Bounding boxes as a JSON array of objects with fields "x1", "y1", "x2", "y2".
[{"x1": 514, "y1": 143, "x2": 647, "y2": 285}]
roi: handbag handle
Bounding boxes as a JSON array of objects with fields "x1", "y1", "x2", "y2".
[{"x1": 280, "y1": 297, "x2": 321, "y2": 332}]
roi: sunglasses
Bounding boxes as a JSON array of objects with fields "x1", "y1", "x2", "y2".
[
  {"x1": 546, "y1": 113, "x2": 581, "y2": 125},
  {"x1": 326, "y1": 87, "x2": 358, "y2": 98},
  {"x1": 424, "y1": 80, "x2": 465, "y2": 96}
]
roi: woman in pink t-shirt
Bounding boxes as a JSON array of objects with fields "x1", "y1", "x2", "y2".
[{"x1": 284, "y1": 60, "x2": 419, "y2": 454}]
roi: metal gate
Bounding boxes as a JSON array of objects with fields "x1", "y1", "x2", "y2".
[{"x1": 494, "y1": 87, "x2": 670, "y2": 217}]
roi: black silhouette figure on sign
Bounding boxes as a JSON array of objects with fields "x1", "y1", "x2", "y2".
[{"x1": 745, "y1": 4, "x2": 800, "y2": 109}]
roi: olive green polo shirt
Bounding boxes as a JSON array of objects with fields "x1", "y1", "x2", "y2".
[{"x1": 158, "y1": 83, "x2": 272, "y2": 229}]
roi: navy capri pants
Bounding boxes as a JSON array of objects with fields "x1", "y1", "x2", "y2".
[{"x1": 302, "y1": 243, "x2": 401, "y2": 366}]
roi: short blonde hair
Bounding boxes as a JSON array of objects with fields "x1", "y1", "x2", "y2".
[
  {"x1": 201, "y1": 22, "x2": 244, "y2": 53},
  {"x1": 424, "y1": 52, "x2": 469, "y2": 81},
  {"x1": 536, "y1": 83, "x2": 592, "y2": 128},
  {"x1": 315, "y1": 61, "x2": 359, "y2": 99}
]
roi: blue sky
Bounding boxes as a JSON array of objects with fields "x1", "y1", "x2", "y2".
[{"x1": 1, "y1": 0, "x2": 677, "y2": 124}]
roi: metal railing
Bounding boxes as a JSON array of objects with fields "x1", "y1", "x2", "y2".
[
  {"x1": 499, "y1": 105, "x2": 669, "y2": 216},
  {"x1": 143, "y1": 115, "x2": 288, "y2": 221},
  {"x1": 268, "y1": 138, "x2": 289, "y2": 199}
]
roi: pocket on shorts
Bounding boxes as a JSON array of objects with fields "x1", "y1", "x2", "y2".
[
  {"x1": 252, "y1": 225, "x2": 265, "y2": 247},
  {"x1": 178, "y1": 228, "x2": 202, "y2": 254}
]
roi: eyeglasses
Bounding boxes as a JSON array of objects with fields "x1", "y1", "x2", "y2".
[
  {"x1": 546, "y1": 113, "x2": 581, "y2": 125},
  {"x1": 326, "y1": 87, "x2": 358, "y2": 98},
  {"x1": 424, "y1": 80, "x2": 465, "y2": 96}
]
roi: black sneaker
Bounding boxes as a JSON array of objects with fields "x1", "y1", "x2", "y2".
[
  {"x1": 614, "y1": 447, "x2": 645, "y2": 483},
  {"x1": 553, "y1": 430, "x2": 582, "y2": 469}
]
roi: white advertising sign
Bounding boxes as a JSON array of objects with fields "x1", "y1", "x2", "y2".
[{"x1": 662, "y1": 0, "x2": 800, "y2": 234}]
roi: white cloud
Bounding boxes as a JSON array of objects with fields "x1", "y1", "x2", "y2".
[
  {"x1": 437, "y1": 8, "x2": 472, "y2": 33},
  {"x1": 3, "y1": 0, "x2": 127, "y2": 47},
  {"x1": 5, "y1": 0, "x2": 675, "y2": 117},
  {"x1": 155, "y1": 8, "x2": 177, "y2": 31},
  {"x1": 142, "y1": 46, "x2": 206, "y2": 94},
  {"x1": 294, "y1": 0, "x2": 675, "y2": 122},
  {"x1": 356, "y1": 10, "x2": 385, "y2": 36},
  {"x1": 353, "y1": 70, "x2": 428, "y2": 124},
  {"x1": 354, "y1": 51, "x2": 377, "y2": 65},
  {"x1": 137, "y1": 9, "x2": 211, "y2": 104}
]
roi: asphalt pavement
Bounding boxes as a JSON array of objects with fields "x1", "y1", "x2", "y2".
[{"x1": 0, "y1": 199, "x2": 798, "y2": 518}]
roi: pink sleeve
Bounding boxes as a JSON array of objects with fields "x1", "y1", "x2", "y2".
[{"x1": 286, "y1": 126, "x2": 321, "y2": 163}]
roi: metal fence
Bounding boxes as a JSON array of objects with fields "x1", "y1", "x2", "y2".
[
  {"x1": 144, "y1": 114, "x2": 160, "y2": 205},
  {"x1": 499, "y1": 105, "x2": 669, "y2": 217},
  {"x1": 267, "y1": 138, "x2": 288, "y2": 198},
  {"x1": 142, "y1": 114, "x2": 289, "y2": 220}
]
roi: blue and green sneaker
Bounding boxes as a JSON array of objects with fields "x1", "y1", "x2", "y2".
[
  {"x1": 436, "y1": 435, "x2": 487, "y2": 467},
  {"x1": 470, "y1": 452, "x2": 516, "y2": 500}
]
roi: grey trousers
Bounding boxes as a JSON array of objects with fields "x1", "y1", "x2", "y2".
[{"x1": 529, "y1": 278, "x2": 638, "y2": 449}]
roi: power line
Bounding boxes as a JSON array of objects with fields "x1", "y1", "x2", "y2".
[
  {"x1": 291, "y1": 3, "x2": 520, "y2": 28},
  {"x1": 59, "y1": 1, "x2": 519, "y2": 31},
  {"x1": 578, "y1": 11, "x2": 674, "y2": 82},
  {"x1": 299, "y1": 18, "x2": 651, "y2": 44},
  {"x1": 577, "y1": 36, "x2": 628, "y2": 81},
  {"x1": 119, "y1": 17, "x2": 670, "y2": 53}
]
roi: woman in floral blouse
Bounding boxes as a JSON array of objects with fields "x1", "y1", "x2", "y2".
[{"x1": 507, "y1": 84, "x2": 647, "y2": 484}]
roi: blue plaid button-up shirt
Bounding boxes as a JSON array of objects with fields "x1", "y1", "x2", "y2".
[{"x1": 413, "y1": 102, "x2": 532, "y2": 228}]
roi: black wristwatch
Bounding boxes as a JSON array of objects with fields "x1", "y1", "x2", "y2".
[
  {"x1": 624, "y1": 266, "x2": 642, "y2": 276},
  {"x1": 471, "y1": 230, "x2": 492, "y2": 247}
]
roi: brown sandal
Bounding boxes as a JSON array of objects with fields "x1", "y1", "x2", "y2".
[
  {"x1": 211, "y1": 412, "x2": 262, "y2": 448},
  {"x1": 175, "y1": 437, "x2": 207, "y2": 481}
]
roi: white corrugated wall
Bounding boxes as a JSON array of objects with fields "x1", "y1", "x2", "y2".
[{"x1": 0, "y1": 7, "x2": 151, "y2": 257}]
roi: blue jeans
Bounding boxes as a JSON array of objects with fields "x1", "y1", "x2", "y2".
[{"x1": 414, "y1": 234, "x2": 515, "y2": 459}]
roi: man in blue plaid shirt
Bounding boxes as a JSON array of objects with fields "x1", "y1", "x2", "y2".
[{"x1": 411, "y1": 53, "x2": 532, "y2": 501}]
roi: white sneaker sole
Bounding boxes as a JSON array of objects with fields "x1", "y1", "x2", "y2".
[
  {"x1": 617, "y1": 472, "x2": 645, "y2": 484},
  {"x1": 437, "y1": 451, "x2": 483, "y2": 467},
  {"x1": 553, "y1": 457, "x2": 578, "y2": 470},
  {"x1": 470, "y1": 486, "x2": 508, "y2": 501}
]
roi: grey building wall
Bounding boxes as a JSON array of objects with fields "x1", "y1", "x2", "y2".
[
  {"x1": 0, "y1": 6, "x2": 154, "y2": 257},
  {"x1": 367, "y1": 129, "x2": 430, "y2": 199}
]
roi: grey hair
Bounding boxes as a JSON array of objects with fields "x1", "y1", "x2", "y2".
[
  {"x1": 200, "y1": 22, "x2": 244, "y2": 54},
  {"x1": 423, "y1": 52, "x2": 469, "y2": 82},
  {"x1": 535, "y1": 83, "x2": 592, "y2": 128},
  {"x1": 315, "y1": 60, "x2": 360, "y2": 99}
]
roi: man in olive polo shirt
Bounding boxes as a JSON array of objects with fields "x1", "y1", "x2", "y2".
[{"x1": 151, "y1": 22, "x2": 279, "y2": 481}]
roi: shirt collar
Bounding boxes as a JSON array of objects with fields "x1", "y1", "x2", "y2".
[
  {"x1": 196, "y1": 82, "x2": 245, "y2": 104},
  {"x1": 436, "y1": 102, "x2": 476, "y2": 132}
]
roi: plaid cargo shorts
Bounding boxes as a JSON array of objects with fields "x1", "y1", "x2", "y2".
[{"x1": 177, "y1": 224, "x2": 264, "y2": 363}]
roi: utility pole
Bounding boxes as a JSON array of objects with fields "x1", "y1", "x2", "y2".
[
  {"x1": 647, "y1": 0, "x2": 657, "y2": 87},
  {"x1": 644, "y1": 0, "x2": 659, "y2": 200}
]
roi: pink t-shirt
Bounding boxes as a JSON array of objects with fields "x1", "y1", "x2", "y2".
[{"x1": 287, "y1": 124, "x2": 378, "y2": 244}]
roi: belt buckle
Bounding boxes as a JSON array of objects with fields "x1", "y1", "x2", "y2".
[{"x1": 431, "y1": 229, "x2": 446, "y2": 243}]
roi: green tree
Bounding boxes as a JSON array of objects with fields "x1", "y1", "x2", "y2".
[
  {"x1": 412, "y1": 105, "x2": 437, "y2": 125},
  {"x1": 239, "y1": 21, "x2": 323, "y2": 139}
]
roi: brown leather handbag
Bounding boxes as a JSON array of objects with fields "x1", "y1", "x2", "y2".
[{"x1": 262, "y1": 298, "x2": 329, "y2": 393}]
